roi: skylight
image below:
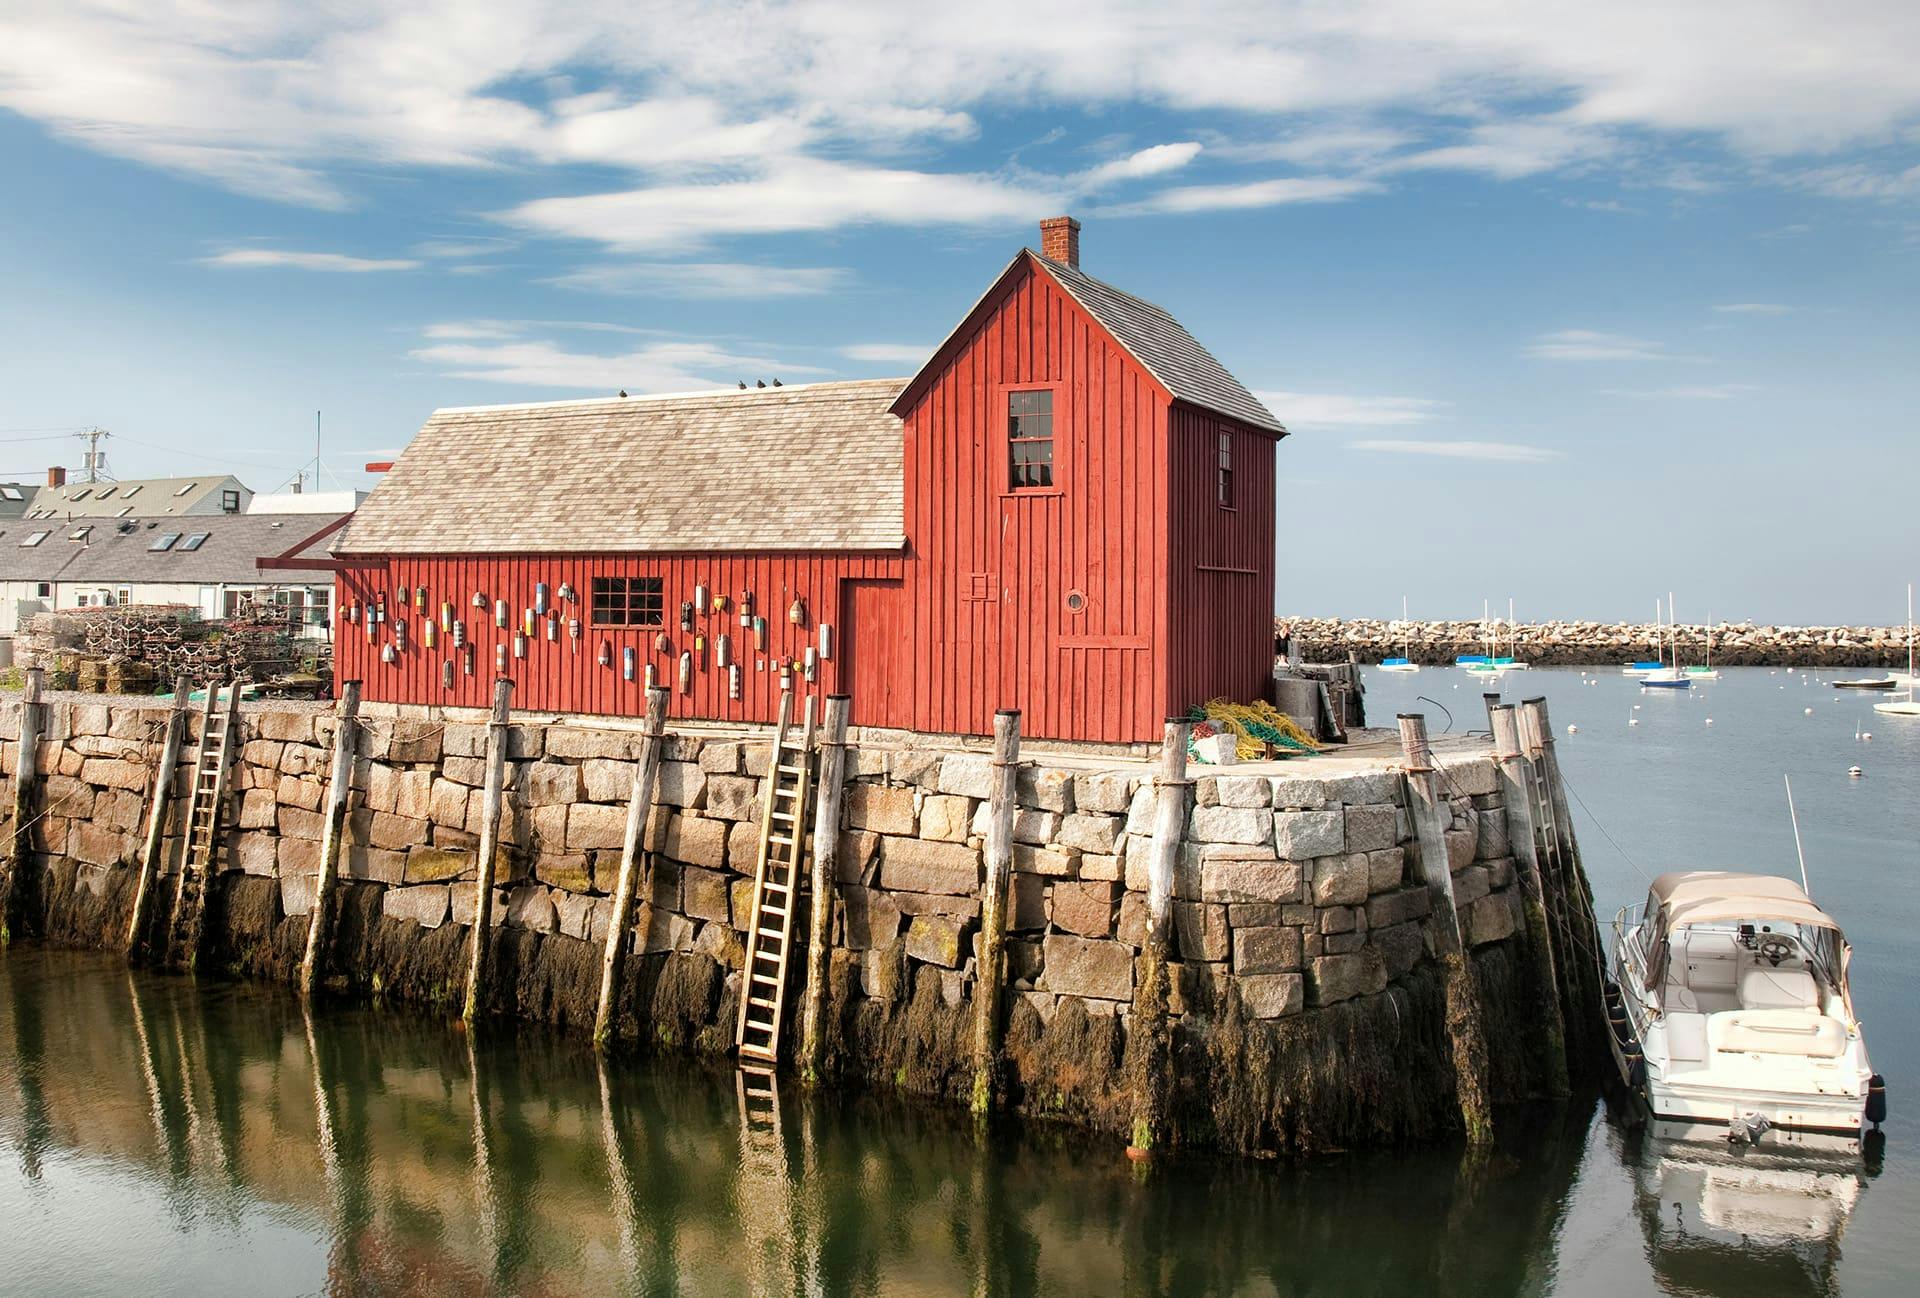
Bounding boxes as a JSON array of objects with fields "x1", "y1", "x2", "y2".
[
  {"x1": 21, "y1": 531, "x2": 48, "y2": 547},
  {"x1": 71, "y1": 488, "x2": 91, "y2": 501},
  {"x1": 96, "y1": 486, "x2": 117, "y2": 499},
  {"x1": 116, "y1": 506, "x2": 133, "y2": 517},
  {"x1": 121, "y1": 484, "x2": 142, "y2": 498},
  {"x1": 149, "y1": 532, "x2": 180, "y2": 552},
  {"x1": 177, "y1": 532, "x2": 209, "y2": 551},
  {"x1": 68, "y1": 526, "x2": 92, "y2": 541},
  {"x1": 174, "y1": 483, "x2": 197, "y2": 496},
  {"x1": 0, "y1": 486, "x2": 20, "y2": 501}
]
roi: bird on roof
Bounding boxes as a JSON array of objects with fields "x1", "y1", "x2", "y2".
[
  {"x1": 772, "y1": 378, "x2": 782, "y2": 387},
  {"x1": 756, "y1": 379, "x2": 766, "y2": 388},
  {"x1": 618, "y1": 389, "x2": 627, "y2": 398}
]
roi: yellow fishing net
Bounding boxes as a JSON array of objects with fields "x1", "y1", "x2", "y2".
[{"x1": 1190, "y1": 698, "x2": 1319, "y2": 759}]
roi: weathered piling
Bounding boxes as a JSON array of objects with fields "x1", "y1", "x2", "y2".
[
  {"x1": 969, "y1": 709, "x2": 1021, "y2": 1115},
  {"x1": 799, "y1": 693, "x2": 853, "y2": 1081},
  {"x1": 1486, "y1": 700, "x2": 1570, "y2": 1097},
  {"x1": 1129, "y1": 717, "x2": 1189, "y2": 1157},
  {"x1": 1398, "y1": 713, "x2": 1493, "y2": 1145},
  {"x1": 1518, "y1": 697, "x2": 1607, "y2": 1070},
  {"x1": 595, "y1": 686, "x2": 670, "y2": 1047},
  {"x1": 126, "y1": 675, "x2": 192, "y2": 955},
  {"x1": 299, "y1": 680, "x2": 361, "y2": 998},
  {"x1": 462, "y1": 678, "x2": 514, "y2": 1025},
  {"x1": 2, "y1": 667, "x2": 46, "y2": 939}
]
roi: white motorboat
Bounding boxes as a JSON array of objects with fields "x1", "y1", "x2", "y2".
[{"x1": 1609, "y1": 871, "x2": 1883, "y2": 1138}]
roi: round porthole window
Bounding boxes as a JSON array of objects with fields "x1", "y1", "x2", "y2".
[{"x1": 1065, "y1": 589, "x2": 1087, "y2": 614}]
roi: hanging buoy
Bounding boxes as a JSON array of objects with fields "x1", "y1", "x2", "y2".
[
  {"x1": 452, "y1": 619, "x2": 466, "y2": 648},
  {"x1": 558, "y1": 582, "x2": 575, "y2": 603},
  {"x1": 644, "y1": 662, "x2": 658, "y2": 691},
  {"x1": 728, "y1": 662, "x2": 742, "y2": 699},
  {"x1": 441, "y1": 601, "x2": 453, "y2": 632},
  {"x1": 789, "y1": 597, "x2": 806, "y2": 626},
  {"x1": 598, "y1": 640, "x2": 612, "y2": 667},
  {"x1": 655, "y1": 631, "x2": 671, "y2": 654},
  {"x1": 753, "y1": 615, "x2": 767, "y2": 650},
  {"x1": 678, "y1": 650, "x2": 693, "y2": 693},
  {"x1": 546, "y1": 612, "x2": 559, "y2": 641},
  {"x1": 740, "y1": 591, "x2": 754, "y2": 625},
  {"x1": 695, "y1": 633, "x2": 706, "y2": 658},
  {"x1": 423, "y1": 620, "x2": 437, "y2": 650},
  {"x1": 803, "y1": 646, "x2": 818, "y2": 681},
  {"x1": 713, "y1": 593, "x2": 728, "y2": 614},
  {"x1": 414, "y1": 586, "x2": 427, "y2": 611},
  {"x1": 680, "y1": 600, "x2": 694, "y2": 633},
  {"x1": 623, "y1": 646, "x2": 637, "y2": 682},
  {"x1": 496, "y1": 644, "x2": 508, "y2": 673},
  {"x1": 463, "y1": 645, "x2": 475, "y2": 675},
  {"x1": 345, "y1": 603, "x2": 359, "y2": 624},
  {"x1": 716, "y1": 634, "x2": 732, "y2": 668},
  {"x1": 441, "y1": 660, "x2": 454, "y2": 690},
  {"x1": 364, "y1": 614, "x2": 376, "y2": 643},
  {"x1": 694, "y1": 584, "x2": 709, "y2": 615},
  {"x1": 473, "y1": 592, "x2": 487, "y2": 608},
  {"x1": 380, "y1": 643, "x2": 396, "y2": 664},
  {"x1": 523, "y1": 608, "x2": 536, "y2": 637},
  {"x1": 534, "y1": 582, "x2": 550, "y2": 615},
  {"x1": 395, "y1": 586, "x2": 407, "y2": 606},
  {"x1": 494, "y1": 599, "x2": 508, "y2": 628},
  {"x1": 818, "y1": 622, "x2": 833, "y2": 659},
  {"x1": 512, "y1": 633, "x2": 528, "y2": 660},
  {"x1": 373, "y1": 600, "x2": 385, "y2": 624},
  {"x1": 568, "y1": 617, "x2": 581, "y2": 641}
]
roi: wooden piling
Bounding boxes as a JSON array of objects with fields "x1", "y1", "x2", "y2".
[
  {"x1": 1518, "y1": 697, "x2": 1607, "y2": 1065},
  {"x1": 799, "y1": 693, "x2": 853, "y2": 1081},
  {"x1": 1486, "y1": 700, "x2": 1570, "y2": 1098},
  {"x1": 1, "y1": 667, "x2": 45, "y2": 941},
  {"x1": 969, "y1": 709, "x2": 1021, "y2": 1114},
  {"x1": 1397, "y1": 713, "x2": 1494, "y2": 1145},
  {"x1": 462, "y1": 678, "x2": 514, "y2": 1026},
  {"x1": 1129, "y1": 718, "x2": 1190, "y2": 1157},
  {"x1": 126, "y1": 675, "x2": 192, "y2": 956},
  {"x1": 594, "y1": 686, "x2": 669, "y2": 1048},
  {"x1": 299, "y1": 681, "x2": 362, "y2": 999}
]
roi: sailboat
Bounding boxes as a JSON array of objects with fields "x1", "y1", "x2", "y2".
[
  {"x1": 1462, "y1": 599, "x2": 1509, "y2": 676},
  {"x1": 1380, "y1": 595, "x2": 1421, "y2": 673},
  {"x1": 1874, "y1": 584, "x2": 1920, "y2": 717},
  {"x1": 1684, "y1": 612, "x2": 1720, "y2": 680},
  {"x1": 1624, "y1": 598, "x2": 1666, "y2": 674},
  {"x1": 1642, "y1": 593, "x2": 1692, "y2": 688}
]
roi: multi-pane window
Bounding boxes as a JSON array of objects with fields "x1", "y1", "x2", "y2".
[
  {"x1": 591, "y1": 576, "x2": 665, "y2": 626},
  {"x1": 1007, "y1": 390, "x2": 1054, "y2": 490},
  {"x1": 1216, "y1": 432, "x2": 1234, "y2": 508}
]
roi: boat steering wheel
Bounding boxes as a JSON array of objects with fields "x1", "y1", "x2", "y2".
[{"x1": 1759, "y1": 935, "x2": 1795, "y2": 966}]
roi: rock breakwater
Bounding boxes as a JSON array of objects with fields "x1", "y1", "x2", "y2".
[{"x1": 1281, "y1": 618, "x2": 1916, "y2": 669}]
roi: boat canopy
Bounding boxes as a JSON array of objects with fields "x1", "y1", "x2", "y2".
[{"x1": 1647, "y1": 871, "x2": 1839, "y2": 930}]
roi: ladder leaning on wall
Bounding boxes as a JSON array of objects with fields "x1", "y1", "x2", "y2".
[
  {"x1": 161, "y1": 681, "x2": 241, "y2": 971},
  {"x1": 734, "y1": 688, "x2": 819, "y2": 1063}
]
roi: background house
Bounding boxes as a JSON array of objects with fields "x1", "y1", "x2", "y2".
[
  {"x1": 334, "y1": 218, "x2": 1284, "y2": 743},
  {"x1": 24, "y1": 468, "x2": 253, "y2": 520}
]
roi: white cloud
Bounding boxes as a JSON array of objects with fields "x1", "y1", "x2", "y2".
[
  {"x1": 410, "y1": 323, "x2": 829, "y2": 391},
  {"x1": 1384, "y1": 118, "x2": 1615, "y2": 180},
  {"x1": 1524, "y1": 329, "x2": 1669, "y2": 361},
  {"x1": 200, "y1": 248, "x2": 420, "y2": 272},
  {"x1": 1077, "y1": 141, "x2": 1203, "y2": 189},
  {"x1": 504, "y1": 156, "x2": 1060, "y2": 252},
  {"x1": 841, "y1": 343, "x2": 931, "y2": 365},
  {"x1": 547, "y1": 262, "x2": 852, "y2": 297},
  {"x1": 413, "y1": 237, "x2": 517, "y2": 259},
  {"x1": 1254, "y1": 390, "x2": 1445, "y2": 428},
  {"x1": 1712, "y1": 302, "x2": 1792, "y2": 315},
  {"x1": 1106, "y1": 176, "x2": 1379, "y2": 215},
  {"x1": 1351, "y1": 439, "x2": 1562, "y2": 463}
]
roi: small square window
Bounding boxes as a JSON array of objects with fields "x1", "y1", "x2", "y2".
[
  {"x1": 21, "y1": 530, "x2": 49, "y2": 547},
  {"x1": 149, "y1": 532, "x2": 181, "y2": 552},
  {"x1": 590, "y1": 576, "x2": 665, "y2": 627},
  {"x1": 1216, "y1": 432, "x2": 1234, "y2": 508},
  {"x1": 1007, "y1": 389, "x2": 1054, "y2": 490},
  {"x1": 221, "y1": 489, "x2": 241, "y2": 513},
  {"x1": 0, "y1": 486, "x2": 20, "y2": 501},
  {"x1": 35, "y1": 582, "x2": 50, "y2": 597},
  {"x1": 178, "y1": 532, "x2": 209, "y2": 552}
]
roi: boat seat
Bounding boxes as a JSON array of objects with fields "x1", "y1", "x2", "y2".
[
  {"x1": 1713, "y1": 1008, "x2": 1846, "y2": 1058},
  {"x1": 1665, "y1": 929, "x2": 1741, "y2": 1013},
  {"x1": 1738, "y1": 965, "x2": 1819, "y2": 1012}
]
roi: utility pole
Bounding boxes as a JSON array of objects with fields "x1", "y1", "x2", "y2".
[{"x1": 77, "y1": 427, "x2": 113, "y2": 483}]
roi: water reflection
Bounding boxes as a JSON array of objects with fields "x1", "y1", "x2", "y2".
[{"x1": 0, "y1": 949, "x2": 1885, "y2": 1297}]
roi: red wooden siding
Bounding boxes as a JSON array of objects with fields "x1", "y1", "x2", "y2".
[
  {"x1": 336, "y1": 553, "x2": 901, "y2": 723},
  {"x1": 894, "y1": 261, "x2": 1172, "y2": 743},
  {"x1": 1164, "y1": 405, "x2": 1278, "y2": 716}
]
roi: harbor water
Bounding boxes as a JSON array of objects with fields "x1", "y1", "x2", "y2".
[{"x1": 1, "y1": 666, "x2": 1914, "y2": 1296}]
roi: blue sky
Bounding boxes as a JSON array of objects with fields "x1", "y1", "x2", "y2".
[{"x1": 2, "y1": 1, "x2": 1917, "y2": 624}]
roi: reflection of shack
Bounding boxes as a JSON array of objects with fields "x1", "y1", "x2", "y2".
[{"x1": 1630, "y1": 1122, "x2": 1865, "y2": 1298}]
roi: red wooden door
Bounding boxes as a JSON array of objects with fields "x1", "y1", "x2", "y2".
[{"x1": 843, "y1": 579, "x2": 904, "y2": 728}]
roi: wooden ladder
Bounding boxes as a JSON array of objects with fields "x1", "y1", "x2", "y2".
[
  {"x1": 735, "y1": 690, "x2": 818, "y2": 1063},
  {"x1": 163, "y1": 683, "x2": 240, "y2": 971}
]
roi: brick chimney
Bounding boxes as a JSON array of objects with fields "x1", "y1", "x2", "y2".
[
  {"x1": 1039, "y1": 216, "x2": 1081, "y2": 269},
  {"x1": 47, "y1": 465, "x2": 66, "y2": 488}
]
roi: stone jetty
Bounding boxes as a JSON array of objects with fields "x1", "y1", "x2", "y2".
[{"x1": 1281, "y1": 617, "x2": 1916, "y2": 669}]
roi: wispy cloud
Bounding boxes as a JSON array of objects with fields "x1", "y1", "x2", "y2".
[
  {"x1": 547, "y1": 262, "x2": 852, "y2": 298},
  {"x1": 1602, "y1": 384, "x2": 1757, "y2": 400},
  {"x1": 1384, "y1": 118, "x2": 1614, "y2": 180},
  {"x1": 412, "y1": 237, "x2": 516, "y2": 260},
  {"x1": 410, "y1": 323, "x2": 829, "y2": 391},
  {"x1": 1077, "y1": 141, "x2": 1203, "y2": 189},
  {"x1": 841, "y1": 343, "x2": 931, "y2": 365},
  {"x1": 200, "y1": 248, "x2": 419, "y2": 272},
  {"x1": 1524, "y1": 329, "x2": 1669, "y2": 361},
  {"x1": 1712, "y1": 302, "x2": 1792, "y2": 315},
  {"x1": 1104, "y1": 176, "x2": 1379, "y2": 216},
  {"x1": 1351, "y1": 439, "x2": 1561, "y2": 463},
  {"x1": 1254, "y1": 390, "x2": 1445, "y2": 428}
]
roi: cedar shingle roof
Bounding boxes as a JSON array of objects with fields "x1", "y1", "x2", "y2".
[
  {"x1": 1036, "y1": 254, "x2": 1287, "y2": 435},
  {"x1": 335, "y1": 379, "x2": 906, "y2": 555}
]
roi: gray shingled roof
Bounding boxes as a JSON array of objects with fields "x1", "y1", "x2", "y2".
[
  {"x1": 0, "y1": 514, "x2": 344, "y2": 583},
  {"x1": 1036, "y1": 254, "x2": 1286, "y2": 435},
  {"x1": 23, "y1": 474, "x2": 252, "y2": 519},
  {"x1": 335, "y1": 379, "x2": 906, "y2": 555}
]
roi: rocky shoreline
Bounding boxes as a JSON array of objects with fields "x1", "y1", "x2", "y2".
[{"x1": 1280, "y1": 617, "x2": 1916, "y2": 669}]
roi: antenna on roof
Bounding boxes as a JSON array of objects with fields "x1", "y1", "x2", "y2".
[{"x1": 1784, "y1": 773, "x2": 1811, "y2": 894}]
